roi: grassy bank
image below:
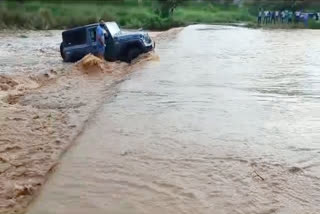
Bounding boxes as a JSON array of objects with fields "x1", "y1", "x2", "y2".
[
  {"x1": 248, "y1": 19, "x2": 320, "y2": 30},
  {"x1": 0, "y1": 0, "x2": 256, "y2": 30}
]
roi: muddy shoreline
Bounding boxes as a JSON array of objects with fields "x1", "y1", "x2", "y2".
[{"x1": 0, "y1": 28, "x2": 182, "y2": 214}]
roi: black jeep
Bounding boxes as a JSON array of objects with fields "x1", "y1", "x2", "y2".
[{"x1": 60, "y1": 22, "x2": 154, "y2": 63}]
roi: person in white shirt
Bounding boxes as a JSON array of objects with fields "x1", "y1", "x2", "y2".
[
  {"x1": 275, "y1": 11, "x2": 279, "y2": 23},
  {"x1": 263, "y1": 10, "x2": 269, "y2": 24}
]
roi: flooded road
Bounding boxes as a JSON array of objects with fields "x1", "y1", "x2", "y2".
[{"x1": 28, "y1": 25, "x2": 320, "y2": 214}]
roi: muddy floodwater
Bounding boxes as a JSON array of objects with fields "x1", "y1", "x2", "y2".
[
  {"x1": 0, "y1": 30, "x2": 63, "y2": 76},
  {"x1": 27, "y1": 25, "x2": 320, "y2": 214}
]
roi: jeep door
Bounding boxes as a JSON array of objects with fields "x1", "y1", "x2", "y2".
[
  {"x1": 104, "y1": 28, "x2": 117, "y2": 61},
  {"x1": 87, "y1": 27, "x2": 98, "y2": 56}
]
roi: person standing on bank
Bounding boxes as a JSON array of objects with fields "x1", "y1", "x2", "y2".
[
  {"x1": 263, "y1": 10, "x2": 269, "y2": 24},
  {"x1": 96, "y1": 19, "x2": 107, "y2": 60},
  {"x1": 258, "y1": 8, "x2": 263, "y2": 25},
  {"x1": 281, "y1": 10, "x2": 286, "y2": 23},
  {"x1": 303, "y1": 12, "x2": 309, "y2": 27},
  {"x1": 275, "y1": 10, "x2": 279, "y2": 23},
  {"x1": 271, "y1": 11, "x2": 276, "y2": 24},
  {"x1": 288, "y1": 11, "x2": 293, "y2": 24},
  {"x1": 295, "y1": 11, "x2": 301, "y2": 23}
]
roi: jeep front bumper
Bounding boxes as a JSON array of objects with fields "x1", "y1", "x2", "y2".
[{"x1": 143, "y1": 41, "x2": 155, "y2": 53}]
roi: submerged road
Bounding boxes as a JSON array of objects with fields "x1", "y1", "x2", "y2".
[{"x1": 28, "y1": 25, "x2": 320, "y2": 214}]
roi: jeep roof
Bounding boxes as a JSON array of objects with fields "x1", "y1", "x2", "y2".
[
  {"x1": 62, "y1": 22, "x2": 120, "y2": 46},
  {"x1": 63, "y1": 23, "x2": 98, "y2": 33}
]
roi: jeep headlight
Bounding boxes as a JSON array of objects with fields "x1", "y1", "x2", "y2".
[{"x1": 143, "y1": 34, "x2": 152, "y2": 45}]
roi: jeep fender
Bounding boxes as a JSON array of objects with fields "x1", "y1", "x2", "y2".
[{"x1": 121, "y1": 41, "x2": 144, "y2": 56}]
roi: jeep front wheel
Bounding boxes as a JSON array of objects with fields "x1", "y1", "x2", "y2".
[
  {"x1": 127, "y1": 47, "x2": 142, "y2": 63},
  {"x1": 60, "y1": 43, "x2": 67, "y2": 62}
]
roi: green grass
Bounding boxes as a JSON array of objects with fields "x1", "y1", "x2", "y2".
[
  {"x1": 308, "y1": 19, "x2": 320, "y2": 29},
  {"x1": 0, "y1": 0, "x2": 258, "y2": 30},
  {"x1": 174, "y1": 7, "x2": 255, "y2": 24}
]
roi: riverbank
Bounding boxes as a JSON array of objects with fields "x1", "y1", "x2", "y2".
[
  {"x1": 0, "y1": 1, "x2": 255, "y2": 30},
  {"x1": 0, "y1": 28, "x2": 182, "y2": 214},
  {"x1": 248, "y1": 19, "x2": 320, "y2": 29}
]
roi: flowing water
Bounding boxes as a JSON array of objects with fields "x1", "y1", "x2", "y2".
[
  {"x1": 27, "y1": 25, "x2": 320, "y2": 214},
  {"x1": 0, "y1": 30, "x2": 63, "y2": 75}
]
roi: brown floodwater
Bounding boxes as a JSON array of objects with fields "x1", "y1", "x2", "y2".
[
  {"x1": 27, "y1": 25, "x2": 320, "y2": 214},
  {"x1": 0, "y1": 30, "x2": 65, "y2": 75}
]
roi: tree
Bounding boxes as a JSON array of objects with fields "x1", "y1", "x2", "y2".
[{"x1": 156, "y1": 0, "x2": 183, "y2": 17}]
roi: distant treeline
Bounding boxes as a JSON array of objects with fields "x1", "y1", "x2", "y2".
[
  {"x1": 9, "y1": 0, "x2": 320, "y2": 9},
  {"x1": 1, "y1": 0, "x2": 319, "y2": 30}
]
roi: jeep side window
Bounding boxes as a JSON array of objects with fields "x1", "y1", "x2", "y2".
[
  {"x1": 89, "y1": 28, "x2": 96, "y2": 43},
  {"x1": 62, "y1": 28, "x2": 86, "y2": 46}
]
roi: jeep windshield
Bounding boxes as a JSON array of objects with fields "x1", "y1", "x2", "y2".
[{"x1": 106, "y1": 22, "x2": 121, "y2": 37}]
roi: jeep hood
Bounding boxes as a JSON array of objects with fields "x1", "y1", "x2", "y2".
[{"x1": 114, "y1": 31, "x2": 149, "y2": 41}]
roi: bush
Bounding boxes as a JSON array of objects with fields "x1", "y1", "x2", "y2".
[
  {"x1": 0, "y1": 9, "x2": 30, "y2": 28},
  {"x1": 38, "y1": 8, "x2": 54, "y2": 29},
  {"x1": 308, "y1": 20, "x2": 320, "y2": 29},
  {"x1": 101, "y1": 12, "x2": 115, "y2": 22},
  {"x1": 143, "y1": 15, "x2": 185, "y2": 30}
]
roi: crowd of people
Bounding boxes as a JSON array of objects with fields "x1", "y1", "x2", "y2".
[{"x1": 257, "y1": 9, "x2": 320, "y2": 26}]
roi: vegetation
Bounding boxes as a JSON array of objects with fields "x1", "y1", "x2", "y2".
[
  {"x1": 0, "y1": 0, "x2": 255, "y2": 30},
  {"x1": 0, "y1": 0, "x2": 319, "y2": 30},
  {"x1": 308, "y1": 19, "x2": 320, "y2": 29}
]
